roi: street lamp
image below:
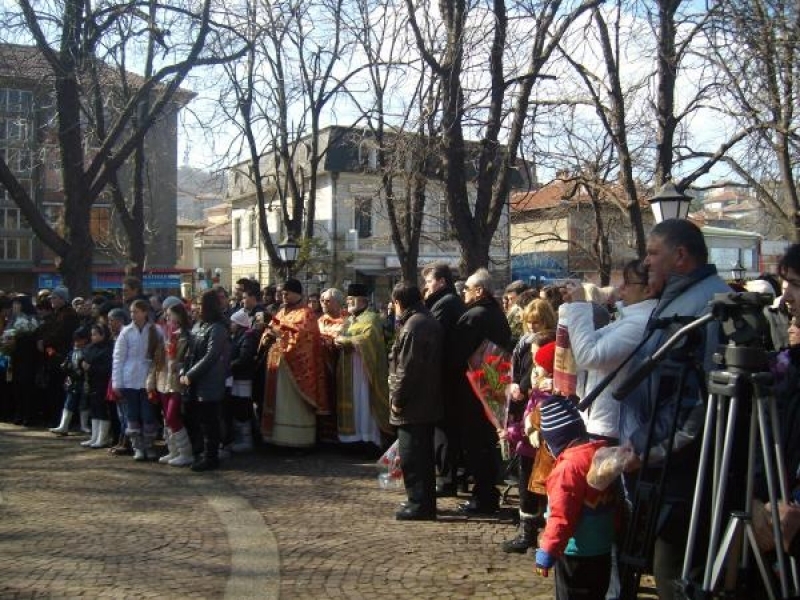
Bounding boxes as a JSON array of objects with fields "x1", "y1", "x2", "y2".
[
  {"x1": 277, "y1": 235, "x2": 301, "y2": 277},
  {"x1": 317, "y1": 268, "x2": 328, "y2": 290},
  {"x1": 196, "y1": 267, "x2": 206, "y2": 292},
  {"x1": 649, "y1": 180, "x2": 692, "y2": 224},
  {"x1": 731, "y1": 259, "x2": 746, "y2": 282}
]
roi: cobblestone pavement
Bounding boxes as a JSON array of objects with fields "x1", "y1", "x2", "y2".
[{"x1": 0, "y1": 423, "x2": 555, "y2": 599}]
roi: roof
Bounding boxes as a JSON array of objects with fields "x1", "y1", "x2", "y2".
[
  {"x1": 0, "y1": 43, "x2": 195, "y2": 105},
  {"x1": 511, "y1": 176, "x2": 649, "y2": 213}
]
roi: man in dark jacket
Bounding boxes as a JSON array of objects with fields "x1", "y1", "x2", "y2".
[
  {"x1": 422, "y1": 261, "x2": 465, "y2": 497},
  {"x1": 453, "y1": 268, "x2": 512, "y2": 515},
  {"x1": 389, "y1": 282, "x2": 444, "y2": 521}
]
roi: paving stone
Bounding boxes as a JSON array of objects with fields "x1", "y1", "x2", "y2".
[{"x1": 0, "y1": 424, "x2": 557, "y2": 599}]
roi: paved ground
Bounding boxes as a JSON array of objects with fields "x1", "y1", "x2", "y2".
[{"x1": 0, "y1": 424, "x2": 556, "y2": 599}]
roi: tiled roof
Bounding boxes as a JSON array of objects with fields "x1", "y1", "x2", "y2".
[{"x1": 511, "y1": 177, "x2": 648, "y2": 213}]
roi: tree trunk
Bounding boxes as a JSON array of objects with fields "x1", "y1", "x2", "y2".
[
  {"x1": 60, "y1": 201, "x2": 94, "y2": 297},
  {"x1": 654, "y1": 0, "x2": 679, "y2": 185}
]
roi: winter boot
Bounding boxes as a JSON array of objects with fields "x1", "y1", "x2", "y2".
[
  {"x1": 81, "y1": 419, "x2": 99, "y2": 447},
  {"x1": 79, "y1": 410, "x2": 91, "y2": 433},
  {"x1": 231, "y1": 420, "x2": 254, "y2": 453},
  {"x1": 168, "y1": 428, "x2": 194, "y2": 467},
  {"x1": 143, "y1": 436, "x2": 159, "y2": 461},
  {"x1": 131, "y1": 433, "x2": 146, "y2": 462},
  {"x1": 91, "y1": 420, "x2": 113, "y2": 448},
  {"x1": 158, "y1": 428, "x2": 177, "y2": 464},
  {"x1": 49, "y1": 409, "x2": 74, "y2": 435},
  {"x1": 501, "y1": 516, "x2": 535, "y2": 554}
]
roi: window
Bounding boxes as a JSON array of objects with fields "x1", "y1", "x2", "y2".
[
  {"x1": 233, "y1": 217, "x2": 241, "y2": 249},
  {"x1": 0, "y1": 237, "x2": 32, "y2": 261},
  {"x1": 358, "y1": 141, "x2": 378, "y2": 170},
  {"x1": 90, "y1": 206, "x2": 111, "y2": 244},
  {"x1": 176, "y1": 239, "x2": 185, "y2": 260},
  {"x1": 354, "y1": 196, "x2": 372, "y2": 238},
  {"x1": 0, "y1": 207, "x2": 21, "y2": 229},
  {"x1": 6, "y1": 118, "x2": 29, "y2": 141},
  {"x1": 5, "y1": 90, "x2": 32, "y2": 113},
  {"x1": 7, "y1": 148, "x2": 31, "y2": 173},
  {"x1": 249, "y1": 210, "x2": 257, "y2": 247}
]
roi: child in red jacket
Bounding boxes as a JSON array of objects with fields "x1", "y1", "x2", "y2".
[{"x1": 534, "y1": 394, "x2": 616, "y2": 600}]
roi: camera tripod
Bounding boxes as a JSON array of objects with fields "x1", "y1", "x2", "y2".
[
  {"x1": 616, "y1": 317, "x2": 709, "y2": 600},
  {"x1": 679, "y1": 343, "x2": 800, "y2": 599}
]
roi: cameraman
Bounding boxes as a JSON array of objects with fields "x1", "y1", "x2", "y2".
[{"x1": 620, "y1": 219, "x2": 731, "y2": 599}]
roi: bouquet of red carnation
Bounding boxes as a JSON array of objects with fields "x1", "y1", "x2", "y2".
[{"x1": 466, "y1": 340, "x2": 513, "y2": 430}]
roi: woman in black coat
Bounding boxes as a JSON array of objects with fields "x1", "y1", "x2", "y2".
[{"x1": 180, "y1": 290, "x2": 231, "y2": 472}]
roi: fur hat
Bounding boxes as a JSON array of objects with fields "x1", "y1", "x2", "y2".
[
  {"x1": 539, "y1": 395, "x2": 586, "y2": 457},
  {"x1": 51, "y1": 286, "x2": 70, "y2": 303},
  {"x1": 230, "y1": 308, "x2": 251, "y2": 329},
  {"x1": 346, "y1": 283, "x2": 369, "y2": 298},
  {"x1": 534, "y1": 341, "x2": 556, "y2": 375},
  {"x1": 282, "y1": 278, "x2": 303, "y2": 295}
]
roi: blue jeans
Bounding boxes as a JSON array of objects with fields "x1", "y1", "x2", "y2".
[{"x1": 121, "y1": 388, "x2": 158, "y2": 439}]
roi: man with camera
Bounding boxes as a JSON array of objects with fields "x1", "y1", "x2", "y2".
[{"x1": 619, "y1": 219, "x2": 730, "y2": 599}]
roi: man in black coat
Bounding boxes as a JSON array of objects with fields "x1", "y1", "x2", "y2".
[
  {"x1": 422, "y1": 261, "x2": 466, "y2": 497},
  {"x1": 389, "y1": 283, "x2": 444, "y2": 521},
  {"x1": 452, "y1": 268, "x2": 512, "y2": 515}
]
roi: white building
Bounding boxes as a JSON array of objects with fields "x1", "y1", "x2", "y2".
[{"x1": 226, "y1": 126, "x2": 526, "y2": 303}]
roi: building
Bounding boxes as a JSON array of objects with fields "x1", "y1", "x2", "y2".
[
  {"x1": 510, "y1": 175, "x2": 652, "y2": 284},
  {"x1": 0, "y1": 44, "x2": 191, "y2": 294},
  {"x1": 511, "y1": 175, "x2": 764, "y2": 285},
  {"x1": 226, "y1": 125, "x2": 529, "y2": 303}
]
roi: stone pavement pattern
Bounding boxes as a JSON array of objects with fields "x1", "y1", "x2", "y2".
[{"x1": 0, "y1": 424, "x2": 555, "y2": 599}]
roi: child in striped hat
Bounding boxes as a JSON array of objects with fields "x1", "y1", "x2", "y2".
[{"x1": 534, "y1": 394, "x2": 616, "y2": 600}]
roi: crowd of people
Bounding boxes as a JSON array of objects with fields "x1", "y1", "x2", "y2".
[{"x1": 4, "y1": 219, "x2": 800, "y2": 599}]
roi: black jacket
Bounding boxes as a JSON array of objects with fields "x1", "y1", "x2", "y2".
[
  {"x1": 451, "y1": 296, "x2": 512, "y2": 421},
  {"x1": 388, "y1": 304, "x2": 444, "y2": 426},
  {"x1": 425, "y1": 286, "x2": 465, "y2": 375},
  {"x1": 230, "y1": 328, "x2": 258, "y2": 381}
]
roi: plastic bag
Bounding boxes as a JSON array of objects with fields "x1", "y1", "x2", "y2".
[
  {"x1": 376, "y1": 439, "x2": 403, "y2": 489},
  {"x1": 586, "y1": 446, "x2": 634, "y2": 491}
]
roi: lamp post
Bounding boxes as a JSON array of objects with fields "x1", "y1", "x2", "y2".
[
  {"x1": 731, "y1": 259, "x2": 746, "y2": 282},
  {"x1": 196, "y1": 267, "x2": 206, "y2": 293},
  {"x1": 277, "y1": 236, "x2": 300, "y2": 278},
  {"x1": 649, "y1": 180, "x2": 692, "y2": 224}
]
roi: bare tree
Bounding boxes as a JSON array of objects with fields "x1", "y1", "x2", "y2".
[
  {"x1": 218, "y1": 0, "x2": 363, "y2": 278},
  {"x1": 558, "y1": 1, "x2": 651, "y2": 257},
  {"x1": 702, "y1": 0, "x2": 800, "y2": 239},
  {"x1": 404, "y1": 0, "x2": 601, "y2": 273},
  {"x1": 0, "y1": 0, "x2": 244, "y2": 296},
  {"x1": 342, "y1": 0, "x2": 443, "y2": 282}
]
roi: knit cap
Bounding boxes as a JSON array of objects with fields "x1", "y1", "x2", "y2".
[
  {"x1": 162, "y1": 296, "x2": 183, "y2": 311},
  {"x1": 534, "y1": 341, "x2": 556, "y2": 375},
  {"x1": 539, "y1": 394, "x2": 586, "y2": 457}
]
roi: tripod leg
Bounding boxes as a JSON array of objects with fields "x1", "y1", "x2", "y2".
[
  {"x1": 744, "y1": 520, "x2": 778, "y2": 600},
  {"x1": 756, "y1": 394, "x2": 794, "y2": 597},
  {"x1": 703, "y1": 393, "x2": 740, "y2": 591},
  {"x1": 682, "y1": 391, "x2": 718, "y2": 583},
  {"x1": 709, "y1": 514, "x2": 743, "y2": 592}
]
